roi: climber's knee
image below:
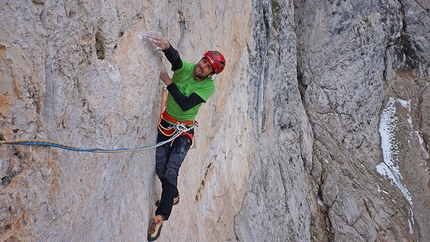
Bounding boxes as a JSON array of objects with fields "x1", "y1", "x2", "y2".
[
  {"x1": 164, "y1": 168, "x2": 178, "y2": 186},
  {"x1": 155, "y1": 168, "x2": 165, "y2": 180}
]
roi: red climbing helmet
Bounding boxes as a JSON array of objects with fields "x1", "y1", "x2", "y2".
[{"x1": 204, "y1": 50, "x2": 226, "y2": 74}]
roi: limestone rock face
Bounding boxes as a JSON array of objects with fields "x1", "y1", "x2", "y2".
[
  {"x1": 293, "y1": 0, "x2": 430, "y2": 241},
  {"x1": 0, "y1": 0, "x2": 429, "y2": 241}
]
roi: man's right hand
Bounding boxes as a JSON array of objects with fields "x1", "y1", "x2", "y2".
[
  {"x1": 146, "y1": 31, "x2": 170, "y2": 51},
  {"x1": 159, "y1": 71, "x2": 173, "y2": 86}
]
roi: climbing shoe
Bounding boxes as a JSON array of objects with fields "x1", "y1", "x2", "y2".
[
  {"x1": 155, "y1": 196, "x2": 180, "y2": 207},
  {"x1": 147, "y1": 216, "x2": 163, "y2": 241}
]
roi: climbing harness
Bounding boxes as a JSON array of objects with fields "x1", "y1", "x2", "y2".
[
  {"x1": 158, "y1": 88, "x2": 197, "y2": 146},
  {"x1": 157, "y1": 111, "x2": 197, "y2": 147},
  {"x1": 0, "y1": 89, "x2": 195, "y2": 153}
]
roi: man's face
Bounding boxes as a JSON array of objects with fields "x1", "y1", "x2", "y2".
[{"x1": 193, "y1": 58, "x2": 213, "y2": 80}]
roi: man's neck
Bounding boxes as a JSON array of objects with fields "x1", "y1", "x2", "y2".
[{"x1": 192, "y1": 73, "x2": 208, "y2": 81}]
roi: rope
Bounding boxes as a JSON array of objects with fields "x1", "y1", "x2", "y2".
[
  {"x1": 0, "y1": 88, "x2": 195, "y2": 153},
  {"x1": 0, "y1": 123, "x2": 194, "y2": 153}
]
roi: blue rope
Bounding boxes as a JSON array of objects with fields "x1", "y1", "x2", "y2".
[{"x1": 0, "y1": 124, "x2": 192, "y2": 153}]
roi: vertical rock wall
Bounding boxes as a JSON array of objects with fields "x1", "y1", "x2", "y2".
[
  {"x1": 0, "y1": 0, "x2": 253, "y2": 241},
  {"x1": 294, "y1": 0, "x2": 430, "y2": 241},
  {"x1": 234, "y1": 0, "x2": 314, "y2": 241}
]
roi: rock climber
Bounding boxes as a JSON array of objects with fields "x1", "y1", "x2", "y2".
[{"x1": 145, "y1": 31, "x2": 226, "y2": 241}]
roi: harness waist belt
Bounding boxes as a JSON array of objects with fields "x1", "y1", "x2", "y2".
[{"x1": 161, "y1": 111, "x2": 194, "y2": 127}]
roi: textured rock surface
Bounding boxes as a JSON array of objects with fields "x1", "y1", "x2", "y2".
[
  {"x1": 0, "y1": 0, "x2": 429, "y2": 241},
  {"x1": 294, "y1": 0, "x2": 430, "y2": 241}
]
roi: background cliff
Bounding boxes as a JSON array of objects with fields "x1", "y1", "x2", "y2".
[{"x1": 1, "y1": 0, "x2": 429, "y2": 241}]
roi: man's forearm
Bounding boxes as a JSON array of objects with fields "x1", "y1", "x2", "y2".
[
  {"x1": 166, "y1": 83, "x2": 204, "y2": 111},
  {"x1": 163, "y1": 45, "x2": 183, "y2": 71}
]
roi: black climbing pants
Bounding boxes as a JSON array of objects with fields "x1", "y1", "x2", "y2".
[{"x1": 155, "y1": 121, "x2": 193, "y2": 220}]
